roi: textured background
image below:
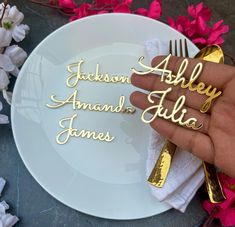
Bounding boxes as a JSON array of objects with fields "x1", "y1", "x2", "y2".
[{"x1": 0, "y1": 0, "x2": 234, "y2": 226}]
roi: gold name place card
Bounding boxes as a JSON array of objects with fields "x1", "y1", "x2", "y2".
[
  {"x1": 47, "y1": 89, "x2": 136, "y2": 114},
  {"x1": 131, "y1": 54, "x2": 222, "y2": 129},
  {"x1": 66, "y1": 60, "x2": 131, "y2": 88},
  {"x1": 46, "y1": 59, "x2": 136, "y2": 145},
  {"x1": 56, "y1": 113, "x2": 115, "y2": 145}
]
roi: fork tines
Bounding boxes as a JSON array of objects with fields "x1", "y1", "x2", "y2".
[{"x1": 169, "y1": 39, "x2": 189, "y2": 58}]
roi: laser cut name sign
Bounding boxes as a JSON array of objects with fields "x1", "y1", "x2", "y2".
[
  {"x1": 46, "y1": 59, "x2": 136, "y2": 145},
  {"x1": 131, "y1": 54, "x2": 222, "y2": 129},
  {"x1": 47, "y1": 55, "x2": 222, "y2": 145}
]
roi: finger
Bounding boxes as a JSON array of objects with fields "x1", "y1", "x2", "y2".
[
  {"x1": 150, "y1": 116, "x2": 214, "y2": 163},
  {"x1": 151, "y1": 55, "x2": 235, "y2": 90},
  {"x1": 131, "y1": 73, "x2": 209, "y2": 112},
  {"x1": 130, "y1": 91, "x2": 210, "y2": 134}
]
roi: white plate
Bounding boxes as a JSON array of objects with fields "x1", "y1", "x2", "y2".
[{"x1": 12, "y1": 14, "x2": 198, "y2": 220}]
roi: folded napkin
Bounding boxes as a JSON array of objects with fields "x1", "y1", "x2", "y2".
[
  {"x1": 0, "y1": 177, "x2": 19, "y2": 227},
  {"x1": 145, "y1": 39, "x2": 204, "y2": 212}
]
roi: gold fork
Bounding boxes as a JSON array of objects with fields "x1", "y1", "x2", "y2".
[{"x1": 147, "y1": 39, "x2": 187, "y2": 188}]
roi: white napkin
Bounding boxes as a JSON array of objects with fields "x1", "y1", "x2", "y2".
[
  {"x1": 145, "y1": 39, "x2": 204, "y2": 212},
  {"x1": 0, "y1": 178, "x2": 19, "y2": 227}
]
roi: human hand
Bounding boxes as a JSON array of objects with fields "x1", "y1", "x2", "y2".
[{"x1": 130, "y1": 56, "x2": 235, "y2": 177}]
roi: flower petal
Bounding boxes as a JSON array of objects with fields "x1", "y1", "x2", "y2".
[
  {"x1": 0, "y1": 54, "x2": 15, "y2": 72},
  {"x1": 0, "y1": 113, "x2": 9, "y2": 124},
  {"x1": 97, "y1": 10, "x2": 109, "y2": 14},
  {"x1": 218, "y1": 207, "x2": 235, "y2": 227},
  {"x1": 72, "y1": 3, "x2": 94, "y2": 20},
  {"x1": 135, "y1": 8, "x2": 148, "y2": 16},
  {"x1": 207, "y1": 28, "x2": 228, "y2": 45},
  {"x1": 58, "y1": 0, "x2": 77, "y2": 9},
  {"x1": 0, "y1": 69, "x2": 10, "y2": 90},
  {"x1": 2, "y1": 89, "x2": 12, "y2": 105},
  {"x1": 0, "y1": 3, "x2": 10, "y2": 19},
  {"x1": 147, "y1": 0, "x2": 162, "y2": 19},
  {"x1": 0, "y1": 28, "x2": 12, "y2": 48},
  {"x1": 7, "y1": 6, "x2": 24, "y2": 25},
  {"x1": 219, "y1": 173, "x2": 235, "y2": 186},
  {"x1": 195, "y1": 2, "x2": 203, "y2": 16},
  {"x1": 1, "y1": 213, "x2": 19, "y2": 226},
  {"x1": 4, "y1": 45, "x2": 27, "y2": 67},
  {"x1": 9, "y1": 67, "x2": 19, "y2": 77},
  {"x1": 192, "y1": 37, "x2": 207, "y2": 45},
  {"x1": 211, "y1": 19, "x2": 224, "y2": 31},
  {"x1": 123, "y1": 0, "x2": 133, "y2": 5},
  {"x1": 199, "y1": 5, "x2": 211, "y2": 21},
  {"x1": 168, "y1": 17, "x2": 176, "y2": 30},
  {"x1": 11, "y1": 24, "x2": 29, "y2": 42},
  {"x1": 94, "y1": 0, "x2": 119, "y2": 8},
  {"x1": 113, "y1": 4, "x2": 131, "y2": 13},
  {"x1": 187, "y1": 4, "x2": 196, "y2": 18},
  {"x1": 196, "y1": 16, "x2": 209, "y2": 35}
]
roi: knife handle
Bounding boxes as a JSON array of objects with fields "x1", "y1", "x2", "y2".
[
  {"x1": 148, "y1": 140, "x2": 177, "y2": 188},
  {"x1": 203, "y1": 162, "x2": 226, "y2": 203}
]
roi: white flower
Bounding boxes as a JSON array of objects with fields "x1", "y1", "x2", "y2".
[
  {"x1": 0, "y1": 28, "x2": 11, "y2": 48},
  {"x1": 0, "y1": 201, "x2": 19, "y2": 227},
  {"x1": 0, "y1": 45, "x2": 27, "y2": 80},
  {"x1": 0, "y1": 101, "x2": 8, "y2": 124},
  {"x1": 11, "y1": 24, "x2": 29, "y2": 42},
  {"x1": 0, "y1": 54, "x2": 15, "y2": 72},
  {"x1": 1, "y1": 5, "x2": 29, "y2": 43},
  {"x1": 0, "y1": 69, "x2": 9, "y2": 90},
  {"x1": 7, "y1": 6, "x2": 24, "y2": 24},
  {"x1": 4, "y1": 45, "x2": 27, "y2": 68},
  {"x1": 0, "y1": 214, "x2": 19, "y2": 227},
  {"x1": 0, "y1": 179, "x2": 19, "y2": 226},
  {"x1": 2, "y1": 90, "x2": 12, "y2": 105}
]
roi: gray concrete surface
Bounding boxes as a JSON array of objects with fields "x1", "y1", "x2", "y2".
[{"x1": 0, "y1": 0, "x2": 234, "y2": 226}]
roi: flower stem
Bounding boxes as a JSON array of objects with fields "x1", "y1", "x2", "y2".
[
  {"x1": 29, "y1": 0, "x2": 61, "y2": 9},
  {"x1": 0, "y1": 0, "x2": 8, "y2": 27},
  {"x1": 29, "y1": 0, "x2": 75, "y2": 16}
]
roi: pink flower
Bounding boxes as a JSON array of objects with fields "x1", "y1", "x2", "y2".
[
  {"x1": 187, "y1": 2, "x2": 211, "y2": 21},
  {"x1": 94, "y1": 0, "x2": 119, "y2": 8},
  {"x1": 207, "y1": 20, "x2": 229, "y2": 45},
  {"x1": 135, "y1": 0, "x2": 162, "y2": 20},
  {"x1": 58, "y1": 0, "x2": 76, "y2": 9},
  {"x1": 203, "y1": 173, "x2": 235, "y2": 227},
  {"x1": 113, "y1": 4, "x2": 131, "y2": 13},
  {"x1": 93, "y1": 0, "x2": 132, "y2": 9},
  {"x1": 69, "y1": 3, "x2": 95, "y2": 21},
  {"x1": 168, "y1": 2, "x2": 229, "y2": 48},
  {"x1": 46, "y1": 0, "x2": 162, "y2": 22},
  {"x1": 168, "y1": 16, "x2": 191, "y2": 36},
  {"x1": 148, "y1": 0, "x2": 162, "y2": 19},
  {"x1": 135, "y1": 8, "x2": 148, "y2": 16},
  {"x1": 50, "y1": 0, "x2": 77, "y2": 13}
]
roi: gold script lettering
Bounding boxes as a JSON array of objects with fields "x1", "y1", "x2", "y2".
[
  {"x1": 56, "y1": 113, "x2": 115, "y2": 144},
  {"x1": 46, "y1": 89, "x2": 136, "y2": 114},
  {"x1": 141, "y1": 87, "x2": 202, "y2": 130},
  {"x1": 131, "y1": 55, "x2": 222, "y2": 113},
  {"x1": 66, "y1": 60, "x2": 130, "y2": 88}
]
